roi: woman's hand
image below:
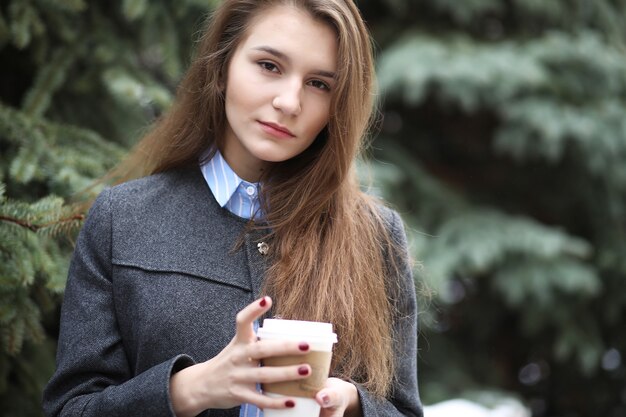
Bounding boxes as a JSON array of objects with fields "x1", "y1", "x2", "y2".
[
  {"x1": 316, "y1": 377, "x2": 362, "y2": 417},
  {"x1": 170, "y1": 297, "x2": 312, "y2": 417}
]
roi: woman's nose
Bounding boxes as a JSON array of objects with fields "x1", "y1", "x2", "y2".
[{"x1": 272, "y1": 80, "x2": 302, "y2": 116}]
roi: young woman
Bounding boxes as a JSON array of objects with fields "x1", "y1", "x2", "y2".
[{"x1": 43, "y1": 1, "x2": 423, "y2": 416}]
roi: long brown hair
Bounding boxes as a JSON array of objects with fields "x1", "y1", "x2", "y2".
[{"x1": 110, "y1": 0, "x2": 403, "y2": 397}]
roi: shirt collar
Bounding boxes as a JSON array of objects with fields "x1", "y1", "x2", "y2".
[{"x1": 200, "y1": 149, "x2": 245, "y2": 207}]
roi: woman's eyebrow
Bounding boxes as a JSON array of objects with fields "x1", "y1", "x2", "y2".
[{"x1": 252, "y1": 45, "x2": 336, "y2": 79}]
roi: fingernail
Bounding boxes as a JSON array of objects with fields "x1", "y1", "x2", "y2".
[
  {"x1": 285, "y1": 400, "x2": 295, "y2": 408},
  {"x1": 259, "y1": 297, "x2": 267, "y2": 307},
  {"x1": 298, "y1": 342, "x2": 309, "y2": 351},
  {"x1": 298, "y1": 366, "x2": 309, "y2": 376},
  {"x1": 322, "y1": 394, "x2": 330, "y2": 406}
]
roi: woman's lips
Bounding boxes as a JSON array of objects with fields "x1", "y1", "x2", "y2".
[{"x1": 258, "y1": 121, "x2": 296, "y2": 139}]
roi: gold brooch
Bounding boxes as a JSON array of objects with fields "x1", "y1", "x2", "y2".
[{"x1": 257, "y1": 242, "x2": 269, "y2": 255}]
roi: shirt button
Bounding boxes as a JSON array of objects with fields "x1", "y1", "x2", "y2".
[{"x1": 246, "y1": 185, "x2": 256, "y2": 196}]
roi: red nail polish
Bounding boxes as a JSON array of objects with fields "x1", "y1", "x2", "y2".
[
  {"x1": 259, "y1": 297, "x2": 267, "y2": 307},
  {"x1": 298, "y1": 366, "x2": 309, "y2": 376},
  {"x1": 298, "y1": 342, "x2": 309, "y2": 351},
  {"x1": 285, "y1": 400, "x2": 295, "y2": 408}
]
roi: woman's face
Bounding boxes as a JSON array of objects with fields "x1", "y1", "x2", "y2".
[{"x1": 221, "y1": 5, "x2": 338, "y2": 181}]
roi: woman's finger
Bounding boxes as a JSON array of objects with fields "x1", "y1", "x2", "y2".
[
  {"x1": 237, "y1": 363, "x2": 312, "y2": 384},
  {"x1": 315, "y1": 378, "x2": 359, "y2": 417},
  {"x1": 316, "y1": 388, "x2": 337, "y2": 409},
  {"x1": 237, "y1": 390, "x2": 299, "y2": 411},
  {"x1": 234, "y1": 296, "x2": 272, "y2": 342},
  {"x1": 247, "y1": 338, "x2": 311, "y2": 361}
]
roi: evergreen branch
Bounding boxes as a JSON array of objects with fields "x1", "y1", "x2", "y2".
[
  {"x1": 0, "y1": 215, "x2": 37, "y2": 232},
  {"x1": 8, "y1": 1, "x2": 45, "y2": 49},
  {"x1": 2, "y1": 317, "x2": 25, "y2": 355},
  {"x1": 22, "y1": 46, "x2": 77, "y2": 117},
  {"x1": 122, "y1": 0, "x2": 148, "y2": 21},
  {"x1": 0, "y1": 214, "x2": 84, "y2": 233}
]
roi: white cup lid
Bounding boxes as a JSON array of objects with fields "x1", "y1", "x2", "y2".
[{"x1": 257, "y1": 319, "x2": 337, "y2": 343}]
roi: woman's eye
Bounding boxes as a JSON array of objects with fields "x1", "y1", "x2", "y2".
[
  {"x1": 309, "y1": 79, "x2": 331, "y2": 91},
  {"x1": 259, "y1": 61, "x2": 279, "y2": 73}
]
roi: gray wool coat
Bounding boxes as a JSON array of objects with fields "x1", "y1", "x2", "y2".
[{"x1": 42, "y1": 167, "x2": 423, "y2": 417}]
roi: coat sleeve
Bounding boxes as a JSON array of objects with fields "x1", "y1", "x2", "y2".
[
  {"x1": 42, "y1": 189, "x2": 196, "y2": 417},
  {"x1": 356, "y1": 208, "x2": 423, "y2": 417}
]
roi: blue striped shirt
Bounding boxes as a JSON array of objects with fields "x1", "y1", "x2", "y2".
[
  {"x1": 200, "y1": 150, "x2": 263, "y2": 221},
  {"x1": 200, "y1": 150, "x2": 264, "y2": 417}
]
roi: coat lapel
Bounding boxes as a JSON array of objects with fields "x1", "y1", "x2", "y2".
[{"x1": 111, "y1": 167, "x2": 256, "y2": 292}]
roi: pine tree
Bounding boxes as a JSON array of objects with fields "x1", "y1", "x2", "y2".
[
  {"x1": 359, "y1": 1, "x2": 626, "y2": 416},
  {"x1": 3, "y1": 0, "x2": 625, "y2": 416},
  {"x1": 0, "y1": 1, "x2": 216, "y2": 414}
]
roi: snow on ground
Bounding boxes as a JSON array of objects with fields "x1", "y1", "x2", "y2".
[{"x1": 424, "y1": 398, "x2": 531, "y2": 417}]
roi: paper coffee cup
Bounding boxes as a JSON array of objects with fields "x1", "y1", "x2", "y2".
[{"x1": 256, "y1": 319, "x2": 338, "y2": 417}]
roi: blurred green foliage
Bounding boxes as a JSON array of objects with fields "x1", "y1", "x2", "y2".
[
  {"x1": 1, "y1": 0, "x2": 625, "y2": 416},
  {"x1": 0, "y1": 0, "x2": 212, "y2": 414},
  {"x1": 360, "y1": 0, "x2": 626, "y2": 416}
]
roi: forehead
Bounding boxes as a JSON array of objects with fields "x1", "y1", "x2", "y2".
[{"x1": 240, "y1": 6, "x2": 338, "y2": 70}]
